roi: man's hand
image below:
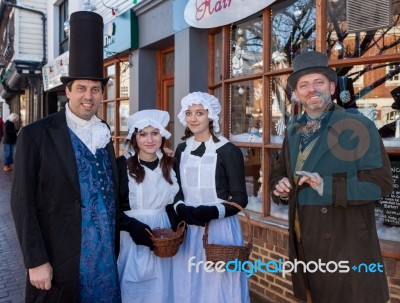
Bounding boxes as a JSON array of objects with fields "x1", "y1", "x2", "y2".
[
  {"x1": 273, "y1": 177, "x2": 292, "y2": 198},
  {"x1": 29, "y1": 262, "x2": 53, "y2": 290},
  {"x1": 296, "y1": 171, "x2": 324, "y2": 196}
]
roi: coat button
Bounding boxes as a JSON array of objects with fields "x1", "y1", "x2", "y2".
[
  {"x1": 324, "y1": 233, "x2": 331, "y2": 240},
  {"x1": 321, "y1": 207, "x2": 328, "y2": 214}
]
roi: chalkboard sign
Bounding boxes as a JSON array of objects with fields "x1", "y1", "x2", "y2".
[{"x1": 376, "y1": 161, "x2": 400, "y2": 226}]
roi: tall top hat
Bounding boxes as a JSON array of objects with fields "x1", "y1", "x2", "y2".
[
  {"x1": 287, "y1": 51, "x2": 337, "y2": 89},
  {"x1": 60, "y1": 11, "x2": 109, "y2": 86}
]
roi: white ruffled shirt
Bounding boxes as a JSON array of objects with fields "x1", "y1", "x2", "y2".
[{"x1": 65, "y1": 103, "x2": 111, "y2": 155}]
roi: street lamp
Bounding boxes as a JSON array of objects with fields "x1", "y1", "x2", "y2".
[{"x1": 82, "y1": 0, "x2": 97, "y2": 12}]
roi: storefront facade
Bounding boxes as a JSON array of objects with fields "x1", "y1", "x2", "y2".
[
  {"x1": 129, "y1": 0, "x2": 400, "y2": 301},
  {"x1": 0, "y1": 0, "x2": 47, "y2": 128},
  {"x1": 42, "y1": 0, "x2": 400, "y2": 301}
]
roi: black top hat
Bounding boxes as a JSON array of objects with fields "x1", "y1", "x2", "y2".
[
  {"x1": 287, "y1": 51, "x2": 338, "y2": 89},
  {"x1": 60, "y1": 11, "x2": 109, "y2": 86}
]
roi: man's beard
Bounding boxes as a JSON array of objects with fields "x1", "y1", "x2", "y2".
[{"x1": 303, "y1": 90, "x2": 332, "y2": 111}]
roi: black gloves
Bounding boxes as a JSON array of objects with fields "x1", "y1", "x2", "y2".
[
  {"x1": 176, "y1": 204, "x2": 205, "y2": 226},
  {"x1": 192, "y1": 205, "x2": 219, "y2": 224},
  {"x1": 166, "y1": 203, "x2": 181, "y2": 231},
  {"x1": 120, "y1": 213, "x2": 154, "y2": 250},
  {"x1": 176, "y1": 204, "x2": 221, "y2": 226}
]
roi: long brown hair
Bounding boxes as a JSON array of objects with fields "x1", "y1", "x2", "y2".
[
  {"x1": 181, "y1": 121, "x2": 220, "y2": 143},
  {"x1": 126, "y1": 133, "x2": 174, "y2": 184}
]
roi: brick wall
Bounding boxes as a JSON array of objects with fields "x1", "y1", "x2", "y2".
[
  {"x1": 383, "y1": 255, "x2": 400, "y2": 303},
  {"x1": 240, "y1": 218, "x2": 400, "y2": 303}
]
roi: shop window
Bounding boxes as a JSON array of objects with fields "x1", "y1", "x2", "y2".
[
  {"x1": 270, "y1": 0, "x2": 316, "y2": 70},
  {"x1": 230, "y1": 18, "x2": 263, "y2": 78},
  {"x1": 230, "y1": 81, "x2": 263, "y2": 144},
  {"x1": 327, "y1": 0, "x2": 400, "y2": 60},
  {"x1": 59, "y1": 0, "x2": 69, "y2": 55},
  {"x1": 102, "y1": 58, "x2": 130, "y2": 156},
  {"x1": 209, "y1": 0, "x2": 400, "y2": 238},
  {"x1": 241, "y1": 147, "x2": 262, "y2": 212}
]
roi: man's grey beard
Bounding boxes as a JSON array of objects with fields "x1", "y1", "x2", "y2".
[{"x1": 308, "y1": 90, "x2": 332, "y2": 108}]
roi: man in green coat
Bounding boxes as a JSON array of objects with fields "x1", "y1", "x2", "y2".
[{"x1": 269, "y1": 51, "x2": 393, "y2": 303}]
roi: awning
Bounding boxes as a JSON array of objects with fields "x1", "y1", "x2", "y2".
[{"x1": 0, "y1": 60, "x2": 42, "y2": 98}]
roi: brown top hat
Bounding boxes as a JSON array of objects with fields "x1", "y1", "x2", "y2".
[
  {"x1": 287, "y1": 51, "x2": 337, "y2": 89},
  {"x1": 60, "y1": 11, "x2": 109, "y2": 86}
]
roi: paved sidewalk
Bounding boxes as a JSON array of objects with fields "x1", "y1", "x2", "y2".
[{"x1": 0, "y1": 142, "x2": 25, "y2": 302}]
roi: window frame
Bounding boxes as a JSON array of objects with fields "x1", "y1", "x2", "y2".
[
  {"x1": 102, "y1": 56, "x2": 130, "y2": 156},
  {"x1": 59, "y1": 0, "x2": 69, "y2": 55}
]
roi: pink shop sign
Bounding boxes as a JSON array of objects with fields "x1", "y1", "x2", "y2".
[{"x1": 184, "y1": 0, "x2": 276, "y2": 28}]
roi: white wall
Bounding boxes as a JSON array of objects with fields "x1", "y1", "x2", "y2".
[{"x1": 14, "y1": 0, "x2": 47, "y2": 62}]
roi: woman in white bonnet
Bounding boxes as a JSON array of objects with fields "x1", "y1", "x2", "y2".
[
  {"x1": 172, "y1": 92, "x2": 250, "y2": 302},
  {"x1": 116, "y1": 109, "x2": 180, "y2": 303}
]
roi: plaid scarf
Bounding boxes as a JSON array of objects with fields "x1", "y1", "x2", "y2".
[{"x1": 297, "y1": 102, "x2": 334, "y2": 152}]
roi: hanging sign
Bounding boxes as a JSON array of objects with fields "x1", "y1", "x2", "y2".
[
  {"x1": 184, "y1": 0, "x2": 276, "y2": 28},
  {"x1": 42, "y1": 52, "x2": 69, "y2": 91}
]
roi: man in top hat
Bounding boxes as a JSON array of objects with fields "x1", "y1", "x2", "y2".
[
  {"x1": 269, "y1": 51, "x2": 392, "y2": 303},
  {"x1": 11, "y1": 11, "x2": 120, "y2": 303}
]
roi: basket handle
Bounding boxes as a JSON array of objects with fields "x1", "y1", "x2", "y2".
[
  {"x1": 145, "y1": 228, "x2": 154, "y2": 240},
  {"x1": 145, "y1": 221, "x2": 186, "y2": 240},
  {"x1": 176, "y1": 220, "x2": 186, "y2": 231},
  {"x1": 203, "y1": 201, "x2": 253, "y2": 246}
]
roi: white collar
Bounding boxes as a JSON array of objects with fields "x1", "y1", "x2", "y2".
[
  {"x1": 65, "y1": 103, "x2": 101, "y2": 129},
  {"x1": 65, "y1": 103, "x2": 111, "y2": 154}
]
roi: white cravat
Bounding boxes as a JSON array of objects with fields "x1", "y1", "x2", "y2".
[{"x1": 65, "y1": 103, "x2": 111, "y2": 154}]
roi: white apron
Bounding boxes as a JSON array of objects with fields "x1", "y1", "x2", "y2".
[
  {"x1": 118, "y1": 154, "x2": 179, "y2": 303},
  {"x1": 173, "y1": 136, "x2": 250, "y2": 303}
]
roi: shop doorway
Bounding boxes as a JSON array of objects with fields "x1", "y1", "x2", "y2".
[{"x1": 157, "y1": 47, "x2": 175, "y2": 147}]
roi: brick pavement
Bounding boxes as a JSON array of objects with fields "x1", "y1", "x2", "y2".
[{"x1": 0, "y1": 142, "x2": 25, "y2": 303}]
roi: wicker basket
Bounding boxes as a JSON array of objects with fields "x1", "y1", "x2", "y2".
[
  {"x1": 202, "y1": 202, "x2": 253, "y2": 266},
  {"x1": 146, "y1": 221, "x2": 186, "y2": 258}
]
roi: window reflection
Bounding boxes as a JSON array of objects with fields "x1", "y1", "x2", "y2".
[
  {"x1": 119, "y1": 100, "x2": 129, "y2": 137},
  {"x1": 214, "y1": 31, "x2": 223, "y2": 82},
  {"x1": 230, "y1": 17, "x2": 263, "y2": 77},
  {"x1": 106, "y1": 102, "x2": 115, "y2": 135},
  {"x1": 240, "y1": 147, "x2": 262, "y2": 213},
  {"x1": 271, "y1": 0, "x2": 316, "y2": 70},
  {"x1": 270, "y1": 76, "x2": 292, "y2": 144},
  {"x1": 106, "y1": 65, "x2": 115, "y2": 100},
  {"x1": 163, "y1": 51, "x2": 174, "y2": 75},
  {"x1": 230, "y1": 81, "x2": 263, "y2": 144},
  {"x1": 327, "y1": 0, "x2": 400, "y2": 59},
  {"x1": 119, "y1": 62, "x2": 130, "y2": 98}
]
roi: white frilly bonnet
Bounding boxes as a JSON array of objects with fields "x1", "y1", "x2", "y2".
[
  {"x1": 177, "y1": 92, "x2": 221, "y2": 133},
  {"x1": 126, "y1": 109, "x2": 171, "y2": 140}
]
